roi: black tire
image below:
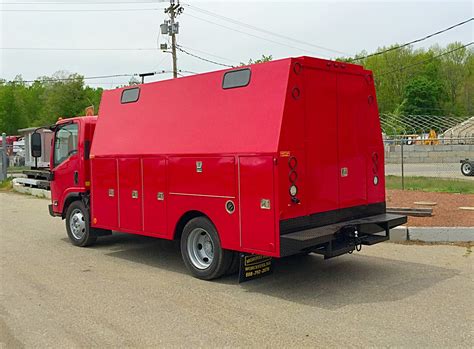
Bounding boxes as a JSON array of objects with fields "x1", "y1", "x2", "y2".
[
  {"x1": 65, "y1": 200, "x2": 97, "y2": 247},
  {"x1": 180, "y1": 217, "x2": 233, "y2": 280},
  {"x1": 461, "y1": 162, "x2": 474, "y2": 176}
]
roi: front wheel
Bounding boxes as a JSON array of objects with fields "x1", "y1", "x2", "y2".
[
  {"x1": 180, "y1": 217, "x2": 233, "y2": 280},
  {"x1": 65, "y1": 201, "x2": 97, "y2": 247},
  {"x1": 461, "y1": 162, "x2": 473, "y2": 176}
]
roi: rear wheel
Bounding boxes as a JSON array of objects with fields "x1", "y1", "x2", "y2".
[
  {"x1": 180, "y1": 217, "x2": 233, "y2": 280},
  {"x1": 461, "y1": 162, "x2": 473, "y2": 176},
  {"x1": 65, "y1": 201, "x2": 97, "y2": 247}
]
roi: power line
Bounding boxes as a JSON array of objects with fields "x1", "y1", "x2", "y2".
[
  {"x1": 1, "y1": 47, "x2": 160, "y2": 51},
  {"x1": 351, "y1": 17, "x2": 473, "y2": 61},
  {"x1": 14, "y1": 69, "x2": 194, "y2": 84},
  {"x1": 1, "y1": 46, "x2": 237, "y2": 66},
  {"x1": 0, "y1": 7, "x2": 162, "y2": 12},
  {"x1": 176, "y1": 44, "x2": 237, "y2": 64},
  {"x1": 20, "y1": 73, "x2": 136, "y2": 83},
  {"x1": 378, "y1": 42, "x2": 473, "y2": 76},
  {"x1": 183, "y1": 12, "x2": 328, "y2": 58},
  {"x1": 176, "y1": 45, "x2": 234, "y2": 68},
  {"x1": 2, "y1": 1, "x2": 165, "y2": 4},
  {"x1": 179, "y1": 69, "x2": 198, "y2": 75},
  {"x1": 184, "y1": 3, "x2": 349, "y2": 56}
]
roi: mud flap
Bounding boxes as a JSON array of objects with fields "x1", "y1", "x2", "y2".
[{"x1": 238, "y1": 253, "x2": 273, "y2": 283}]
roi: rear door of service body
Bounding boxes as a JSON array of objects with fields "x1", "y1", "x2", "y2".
[
  {"x1": 303, "y1": 68, "x2": 368, "y2": 213},
  {"x1": 336, "y1": 73, "x2": 368, "y2": 208}
]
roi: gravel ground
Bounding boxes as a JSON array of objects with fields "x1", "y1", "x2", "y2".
[
  {"x1": 387, "y1": 189, "x2": 474, "y2": 226},
  {"x1": 1, "y1": 192, "x2": 473, "y2": 348}
]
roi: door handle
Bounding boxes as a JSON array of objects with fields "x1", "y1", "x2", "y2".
[{"x1": 74, "y1": 171, "x2": 79, "y2": 185}]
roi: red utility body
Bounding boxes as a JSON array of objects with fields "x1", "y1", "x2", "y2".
[{"x1": 47, "y1": 57, "x2": 406, "y2": 278}]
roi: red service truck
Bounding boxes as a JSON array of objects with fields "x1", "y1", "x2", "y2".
[{"x1": 34, "y1": 57, "x2": 406, "y2": 280}]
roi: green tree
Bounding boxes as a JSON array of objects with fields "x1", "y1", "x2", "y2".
[
  {"x1": 0, "y1": 71, "x2": 104, "y2": 133},
  {"x1": 398, "y1": 76, "x2": 443, "y2": 130},
  {"x1": 0, "y1": 77, "x2": 29, "y2": 134},
  {"x1": 240, "y1": 54, "x2": 273, "y2": 66},
  {"x1": 437, "y1": 42, "x2": 473, "y2": 115},
  {"x1": 37, "y1": 72, "x2": 88, "y2": 125}
]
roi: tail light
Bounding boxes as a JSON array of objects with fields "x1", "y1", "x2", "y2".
[
  {"x1": 372, "y1": 152, "x2": 379, "y2": 185},
  {"x1": 288, "y1": 156, "x2": 300, "y2": 203}
]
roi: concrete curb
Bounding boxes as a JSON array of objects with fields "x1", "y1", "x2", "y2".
[
  {"x1": 12, "y1": 181, "x2": 51, "y2": 199},
  {"x1": 389, "y1": 226, "x2": 473, "y2": 243}
]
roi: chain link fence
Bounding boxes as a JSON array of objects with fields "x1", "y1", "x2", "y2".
[
  {"x1": 384, "y1": 136, "x2": 474, "y2": 189},
  {"x1": 381, "y1": 114, "x2": 474, "y2": 189}
]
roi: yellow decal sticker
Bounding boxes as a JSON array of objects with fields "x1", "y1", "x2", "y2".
[{"x1": 239, "y1": 254, "x2": 273, "y2": 282}]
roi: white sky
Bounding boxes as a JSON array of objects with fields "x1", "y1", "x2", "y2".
[{"x1": 1, "y1": 0, "x2": 473, "y2": 88}]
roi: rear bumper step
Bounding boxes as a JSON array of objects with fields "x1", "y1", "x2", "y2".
[{"x1": 280, "y1": 213, "x2": 406, "y2": 257}]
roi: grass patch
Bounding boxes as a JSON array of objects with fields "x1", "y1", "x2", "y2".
[
  {"x1": 386, "y1": 175, "x2": 474, "y2": 194},
  {"x1": 0, "y1": 177, "x2": 13, "y2": 191},
  {"x1": 7, "y1": 166, "x2": 28, "y2": 174}
]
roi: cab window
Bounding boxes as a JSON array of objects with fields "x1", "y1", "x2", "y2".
[{"x1": 54, "y1": 123, "x2": 79, "y2": 167}]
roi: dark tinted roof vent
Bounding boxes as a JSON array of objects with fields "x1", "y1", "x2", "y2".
[
  {"x1": 121, "y1": 87, "x2": 140, "y2": 104},
  {"x1": 222, "y1": 68, "x2": 251, "y2": 89}
]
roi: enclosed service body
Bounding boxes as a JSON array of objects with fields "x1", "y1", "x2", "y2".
[{"x1": 47, "y1": 57, "x2": 406, "y2": 279}]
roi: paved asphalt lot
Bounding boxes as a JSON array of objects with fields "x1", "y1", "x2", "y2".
[{"x1": 1, "y1": 192, "x2": 473, "y2": 348}]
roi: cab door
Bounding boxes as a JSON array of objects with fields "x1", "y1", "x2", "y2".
[{"x1": 50, "y1": 122, "x2": 81, "y2": 214}]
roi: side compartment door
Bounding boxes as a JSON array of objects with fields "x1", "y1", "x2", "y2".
[
  {"x1": 91, "y1": 158, "x2": 118, "y2": 229},
  {"x1": 239, "y1": 156, "x2": 276, "y2": 254},
  {"x1": 142, "y1": 158, "x2": 167, "y2": 236},
  {"x1": 118, "y1": 158, "x2": 142, "y2": 231}
]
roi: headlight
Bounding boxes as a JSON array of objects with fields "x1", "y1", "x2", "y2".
[{"x1": 289, "y1": 184, "x2": 298, "y2": 197}]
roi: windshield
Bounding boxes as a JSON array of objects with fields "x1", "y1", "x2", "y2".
[{"x1": 53, "y1": 123, "x2": 78, "y2": 167}]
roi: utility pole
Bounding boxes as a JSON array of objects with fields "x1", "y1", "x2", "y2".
[{"x1": 163, "y1": 0, "x2": 183, "y2": 78}]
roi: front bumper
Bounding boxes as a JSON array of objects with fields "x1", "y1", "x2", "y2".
[
  {"x1": 280, "y1": 213, "x2": 407, "y2": 257},
  {"x1": 48, "y1": 204, "x2": 61, "y2": 217}
]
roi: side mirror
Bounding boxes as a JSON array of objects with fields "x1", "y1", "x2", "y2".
[{"x1": 31, "y1": 132, "x2": 42, "y2": 158}]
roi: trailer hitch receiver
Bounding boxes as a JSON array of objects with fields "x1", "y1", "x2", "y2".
[{"x1": 341, "y1": 226, "x2": 362, "y2": 253}]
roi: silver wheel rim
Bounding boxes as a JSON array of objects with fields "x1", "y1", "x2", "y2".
[
  {"x1": 462, "y1": 163, "x2": 471, "y2": 174},
  {"x1": 187, "y1": 228, "x2": 214, "y2": 270},
  {"x1": 70, "y1": 208, "x2": 86, "y2": 240}
]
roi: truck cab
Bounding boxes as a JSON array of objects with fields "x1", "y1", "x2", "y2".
[{"x1": 48, "y1": 116, "x2": 96, "y2": 218}]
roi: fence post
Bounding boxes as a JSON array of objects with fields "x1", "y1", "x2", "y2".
[
  {"x1": 401, "y1": 138, "x2": 405, "y2": 190},
  {"x1": 1, "y1": 133, "x2": 7, "y2": 181}
]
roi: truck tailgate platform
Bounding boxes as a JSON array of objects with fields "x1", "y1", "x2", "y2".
[{"x1": 280, "y1": 213, "x2": 407, "y2": 257}]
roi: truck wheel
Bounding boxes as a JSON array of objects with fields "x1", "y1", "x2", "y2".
[
  {"x1": 180, "y1": 217, "x2": 233, "y2": 280},
  {"x1": 65, "y1": 201, "x2": 97, "y2": 247},
  {"x1": 461, "y1": 162, "x2": 473, "y2": 176}
]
